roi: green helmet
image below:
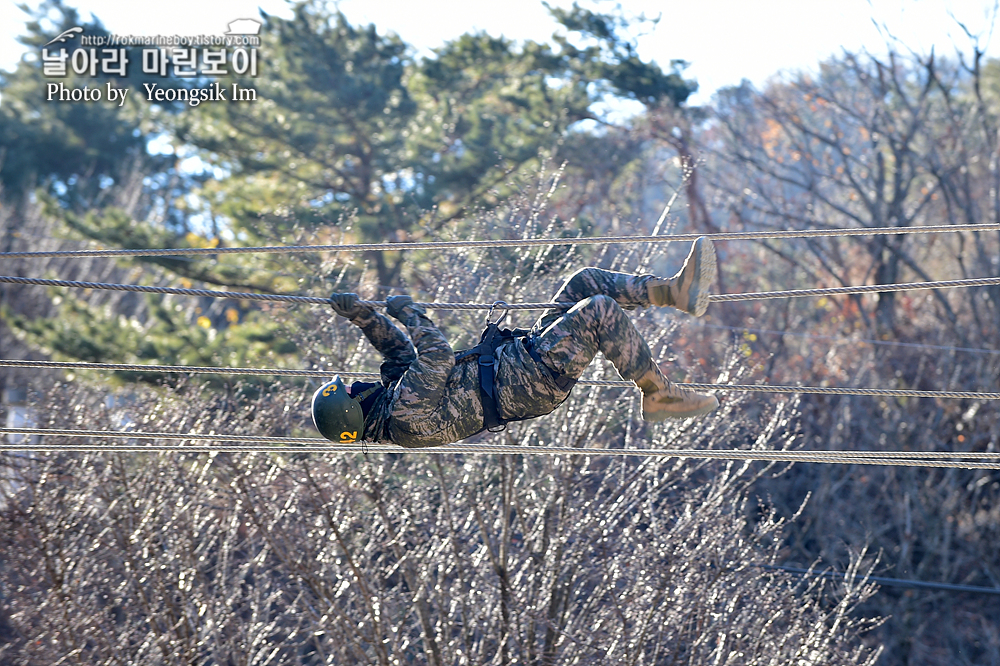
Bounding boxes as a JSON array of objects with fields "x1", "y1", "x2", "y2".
[{"x1": 312, "y1": 376, "x2": 364, "y2": 443}]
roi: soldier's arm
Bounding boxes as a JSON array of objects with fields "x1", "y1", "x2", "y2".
[
  {"x1": 349, "y1": 309, "x2": 417, "y2": 385},
  {"x1": 329, "y1": 292, "x2": 417, "y2": 385},
  {"x1": 385, "y1": 299, "x2": 455, "y2": 437}
]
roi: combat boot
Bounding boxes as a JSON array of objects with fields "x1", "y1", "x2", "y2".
[
  {"x1": 635, "y1": 368, "x2": 719, "y2": 421},
  {"x1": 647, "y1": 236, "x2": 717, "y2": 316}
]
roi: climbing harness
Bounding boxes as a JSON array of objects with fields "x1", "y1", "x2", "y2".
[{"x1": 454, "y1": 301, "x2": 578, "y2": 433}]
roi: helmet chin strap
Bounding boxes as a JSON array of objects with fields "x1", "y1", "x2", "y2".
[{"x1": 352, "y1": 385, "x2": 381, "y2": 403}]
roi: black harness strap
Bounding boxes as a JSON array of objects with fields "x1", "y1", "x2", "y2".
[
  {"x1": 454, "y1": 322, "x2": 514, "y2": 432},
  {"x1": 456, "y1": 321, "x2": 577, "y2": 433},
  {"x1": 478, "y1": 324, "x2": 505, "y2": 432}
]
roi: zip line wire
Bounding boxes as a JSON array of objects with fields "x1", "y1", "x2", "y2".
[
  {"x1": 3, "y1": 274, "x2": 1000, "y2": 309},
  {"x1": 690, "y1": 321, "x2": 1000, "y2": 357},
  {"x1": 2, "y1": 429, "x2": 999, "y2": 469},
  {"x1": 4, "y1": 222, "x2": 1000, "y2": 259},
  {"x1": 1, "y1": 359, "x2": 997, "y2": 400},
  {"x1": 710, "y1": 276, "x2": 1000, "y2": 303},
  {"x1": 753, "y1": 564, "x2": 1000, "y2": 597}
]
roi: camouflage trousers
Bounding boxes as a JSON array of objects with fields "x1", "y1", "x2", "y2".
[{"x1": 530, "y1": 267, "x2": 665, "y2": 388}]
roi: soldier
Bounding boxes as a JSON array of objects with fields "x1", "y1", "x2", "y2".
[{"x1": 313, "y1": 238, "x2": 720, "y2": 448}]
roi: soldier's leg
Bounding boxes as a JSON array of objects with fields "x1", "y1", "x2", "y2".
[
  {"x1": 533, "y1": 268, "x2": 651, "y2": 332},
  {"x1": 533, "y1": 237, "x2": 716, "y2": 332},
  {"x1": 550, "y1": 267, "x2": 654, "y2": 309},
  {"x1": 531, "y1": 295, "x2": 718, "y2": 420}
]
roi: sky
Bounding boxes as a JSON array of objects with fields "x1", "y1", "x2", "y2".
[{"x1": 1, "y1": 0, "x2": 999, "y2": 104}]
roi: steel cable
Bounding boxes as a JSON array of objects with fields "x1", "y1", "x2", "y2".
[
  {"x1": 2, "y1": 428, "x2": 999, "y2": 469},
  {"x1": 708, "y1": 276, "x2": 1000, "y2": 303},
  {"x1": 4, "y1": 222, "x2": 1000, "y2": 259},
  {"x1": 1, "y1": 359, "x2": 997, "y2": 400},
  {"x1": 3, "y1": 274, "x2": 1000, "y2": 309},
  {"x1": 754, "y1": 564, "x2": 1000, "y2": 597},
  {"x1": 689, "y1": 321, "x2": 1000, "y2": 357}
]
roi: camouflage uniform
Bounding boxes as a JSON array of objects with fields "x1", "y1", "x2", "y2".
[{"x1": 349, "y1": 268, "x2": 669, "y2": 448}]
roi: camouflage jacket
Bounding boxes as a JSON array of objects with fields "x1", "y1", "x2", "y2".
[{"x1": 349, "y1": 308, "x2": 571, "y2": 448}]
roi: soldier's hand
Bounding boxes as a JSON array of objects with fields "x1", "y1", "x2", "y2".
[
  {"x1": 329, "y1": 293, "x2": 370, "y2": 320},
  {"x1": 386, "y1": 294, "x2": 427, "y2": 321}
]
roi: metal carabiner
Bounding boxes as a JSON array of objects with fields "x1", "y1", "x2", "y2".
[{"x1": 486, "y1": 300, "x2": 510, "y2": 326}]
